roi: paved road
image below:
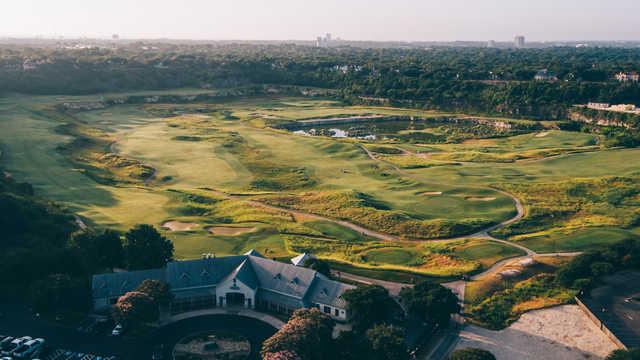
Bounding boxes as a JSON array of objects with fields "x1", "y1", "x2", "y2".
[{"x1": 333, "y1": 270, "x2": 410, "y2": 297}]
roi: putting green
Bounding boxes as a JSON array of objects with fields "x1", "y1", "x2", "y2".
[{"x1": 1, "y1": 92, "x2": 636, "y2": 275}]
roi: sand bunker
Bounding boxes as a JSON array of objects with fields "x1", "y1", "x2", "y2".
[
  {"x1": 466, "y1": 197, "x2": 496, "y2": 202},
  {"x1": 208, "y1": 226, "x2": 256, "y2": 236},
  {"x1": 419, "y1": 191, "x2": 443, "y2": 196},
  {"x1": 162, "y1": 221, "x2": 198, "y2": 231},
  {"x1": 535, "y1": 132, "x2": 550, "y2": 138}
]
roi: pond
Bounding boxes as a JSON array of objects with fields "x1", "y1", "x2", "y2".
[{"x1": 279, "y1": 116, "x2": 526, "y2": 143}]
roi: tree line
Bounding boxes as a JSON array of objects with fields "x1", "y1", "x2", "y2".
[
  {"x1": 0, "y1": 168, "x2": 175, "y2": 314},
  {"x1": 1, "y1": 44, "x2": 640, "y2": 120}
]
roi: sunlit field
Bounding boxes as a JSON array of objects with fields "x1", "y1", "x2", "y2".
[{"x1": 1, "y1": 91, "x2": 638, "y2": 278}]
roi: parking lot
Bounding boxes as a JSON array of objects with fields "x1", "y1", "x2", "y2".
[
  {"x1": 1, "y1": 333, "x2": 120, "y2": 360},
  {"x1": 0, "y1": 303, "x2": 150, "y2": 360}
]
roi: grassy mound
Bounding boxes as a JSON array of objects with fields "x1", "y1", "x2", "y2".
[{"x1": 261, "y1": 190, "x2": 495, "y2": 239}]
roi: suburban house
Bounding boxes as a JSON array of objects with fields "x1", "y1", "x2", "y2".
[
  {"x1": 91, "y1": 250, "x2": 354, "y2": 321},
  {"x1": 534, "y1": 69, "x2": 558, "y2": 82},
  {"x1": 615, "y1": 72, "x2": 639, "y2": 83}
]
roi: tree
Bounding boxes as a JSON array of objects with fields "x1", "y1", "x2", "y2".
[
  {"x1": 450, "y1": 348, "x2": 497, "y2": 360},
  {"x1": 400, "y1": 281, "x2": 460, "y2": 328},
  {"x1": 263, "y1": 350, "x2": 302, "y2": 360},
  {"x1": 334, "y1": 330, "x2": 371, "y2": 360},
  {"x1": 262, "y1": 308, "x2": 335, "y2": 360},
  {"x1": 366, "y1": 324, "x2": 408, "y2": 360},
  {"x1": 29, "y1": 274, "x2": 90, "y2": 314},
  {"x1": 342, "y1": 285, "x2": 395, "y2": 332},
  {"x1": 590, "y1": 262, "x2": 614, "y2": 277},
  {"x1": 123, "y1": 225, "x2": 174, "y2": 270},
  {"x1": 114, "y1": 291, "x2": 159, "y2": 325},
  {"x1": 71, "y1": 229, "x2": 123, "y2": 271},
  {"x1": 135, "y1": 279, "x2": 172, "y2": 306},
  {"x1": 304, "y1": 258, "x2": 331, "y2": 278},
  {"x1": 606, "y1": 349, "x2": 640, "y2": 360}
]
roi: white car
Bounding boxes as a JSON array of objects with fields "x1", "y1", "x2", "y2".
[
  {"x1": 1, "y1": 336, "x2": 31, "y2": 356},
  {"x1": 111, "y1": 324, "x2": 124, "y2": 336},
  {"x1": 13, "y1": 338, "x2": 45, "y2": 358}
]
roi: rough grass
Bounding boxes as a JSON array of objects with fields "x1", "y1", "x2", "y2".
[
  {"x1": 468, "y1": 274, "x2": 577, "y2": 330},
  {"x1": 261, "y1": 190, "x2": 496, "y2": 239},
  {"x1": 3, "y1": 93, "x2": 636, "y2": 271},
  {"x1": 491, "y1": 176, "x2": 640, "y2": 251}
]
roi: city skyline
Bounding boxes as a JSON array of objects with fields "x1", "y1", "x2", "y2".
[{"x1": 1, "y1": 0, "x2": 639, "y2": 42}]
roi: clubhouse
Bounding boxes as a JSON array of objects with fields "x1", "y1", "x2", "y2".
[{"x1": 91, "y1": 250, "x2": 354, "y2": 321}]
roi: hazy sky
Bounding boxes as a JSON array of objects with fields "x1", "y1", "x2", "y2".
[{"x1": 1, "y1": 0, "x2": 638, "y2": 41}]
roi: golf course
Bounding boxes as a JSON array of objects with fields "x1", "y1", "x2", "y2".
[{"x1": 1, "y1": 90, "x2": 639, "y2": 279}]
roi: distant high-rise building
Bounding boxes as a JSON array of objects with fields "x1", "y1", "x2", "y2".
[
  {"x1": 514, "y1": 35, "x2": 525, "y2": 48},
  {"x1": 326, "y1": 33, "x2": 332, "y2": 42},
  {"x1": 487, "y1": 40, "x2": 496, "y2": 48},
  {"x1": 112, "y1": 34, "x2": 120, "y2": 41}
]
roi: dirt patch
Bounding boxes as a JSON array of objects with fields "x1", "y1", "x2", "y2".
[
  {"x1": 207, "y1": 226, "x2": 257, "y2": 236},
  {"x1": 535, "y1": 132, "x2": 550, "y2": 138},
  {"x1": 162, "y1": 221, "x2": 199, "y2": 231},
  {"x1": 466, "y1": 196, "x2": 496, "y2": 202},
  {"x1": 419, "y1": 191, "x2": 443, "y2": 196},
  {"x1": 457, "y1": 305, "x2": 618, "y2": 360}
]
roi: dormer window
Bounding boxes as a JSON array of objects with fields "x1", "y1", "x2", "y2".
[
  {"x1": 274, "y1": 273, "x2": 282, "y2": 280},
  {"x1": 321, "y1": 288, "x2": 328, "y2": 296},
  {"x1": 291, "y1": 277, "x2": 300, "y2": 285},
  {"x1": 201, "y1": 269, "x2": 210, "y2": 278},
  {"x1": 180, "y1": 272, "x2": 191, "y2": 280}
]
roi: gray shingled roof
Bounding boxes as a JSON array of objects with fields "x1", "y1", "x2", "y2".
[
  {"x1": 248, "y1": 255, "x2": 317, "y2": 299},
  {"x1": 220, "y1": 259, "x2": 259, "y2": 289},
  {"x1": 92, "y1": 269, "x2": 165, "y2": 299},
  {"x1": 257, "y1": 289, "x2": 305, "y2": 309},
  {"x1": 166, "y1": 256, "x2": 245, "y2": 289},
  {"x1": 92, "y1": 254, "x2": 353, "y2": 310},
  {"x1": 305, "y1": 275, "x2": 355, "y2": 309}
]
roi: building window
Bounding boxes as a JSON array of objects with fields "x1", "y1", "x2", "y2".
[
  {"x1": 335, "y1": 308, "x2": 339, "y2": 317},
  {"x1": 324, "y1": 306, "x2": 331, "y2": 314},
  {"x1": 247, "y1": 298, "x2": 252, "y2": 308}
]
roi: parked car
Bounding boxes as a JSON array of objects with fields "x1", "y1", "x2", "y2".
[
  {"x1": 13, "y1": 338, "x2": 45, "y2": 359},
  {"x1": 1, "y1": 336, "x2": 31, "y2": 356},
  {"x1": 111, "y1": 324, "x2": 124, "y2": 336},
  {"x1": 0, "y1": 337, "x2": 14, "y2": 350}
]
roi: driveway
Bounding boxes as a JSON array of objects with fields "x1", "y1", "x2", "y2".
[{"x1": 153, "y1": 314, "x2": 278, "y2": 360}]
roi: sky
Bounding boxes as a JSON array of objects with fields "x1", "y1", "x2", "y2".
[{"x1": 1, "y1": 0, "x2": 638, "y2": 42}]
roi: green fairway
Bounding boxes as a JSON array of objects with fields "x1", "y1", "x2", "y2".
[
  {"x1": 1, "y1": 91, "x2": 638, "y2": 277},
  {"x1": 514, "y1": 227, "x2": 639, "y2": 253},
  {"x1": 363, "y1": 248, "x2": 424, "y2": 266}
]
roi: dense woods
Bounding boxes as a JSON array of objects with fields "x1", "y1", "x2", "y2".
[
  {"x1": 0, "y1": 168, "x2": 174, "y2": 313},
  {"x1": 1, "y1": 44, "x2": 639, "y2": 120}
]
